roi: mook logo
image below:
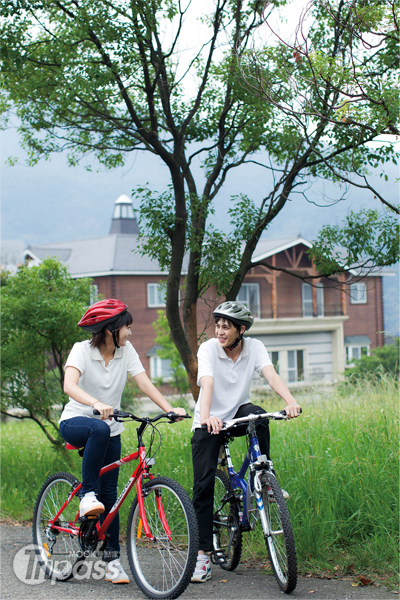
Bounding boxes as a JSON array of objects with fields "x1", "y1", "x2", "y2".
[{"x1": 13, "y1": 544, "x2": 107, "y2": 585}]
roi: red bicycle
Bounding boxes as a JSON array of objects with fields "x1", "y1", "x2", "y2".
[{"x1": 32, "y1": 410, "x2": 199, "y2": 599}]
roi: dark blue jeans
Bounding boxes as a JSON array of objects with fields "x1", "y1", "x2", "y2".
[{"x1": 59, "y1": 417, "x2": 121, "y2": 555}]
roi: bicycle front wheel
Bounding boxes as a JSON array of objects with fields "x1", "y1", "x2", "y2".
[
  {"x1": 212, "y1": 469, "x2": 242, "y2": 571},
  {"x1": 260, "y1": 471, "x2": 297, "y2": 593},
  {"x1": 32, "y1": 472, "x2": 82, "y2": 581},
  {"x1": 127, "y1": 476, "x2": 198, "y2": 599}
]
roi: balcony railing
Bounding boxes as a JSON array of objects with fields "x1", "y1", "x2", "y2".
[{"x1": 256, "y1": 303, "x2": 344, "y2": 319}]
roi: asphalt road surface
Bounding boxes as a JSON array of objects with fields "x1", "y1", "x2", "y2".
[{"x1": 1, "y1": 522, "x2": 396, "y2": 600}]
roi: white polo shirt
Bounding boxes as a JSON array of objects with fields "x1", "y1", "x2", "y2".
[
  {"x1": 59, "y1": 340, "x2": 145, "y2": 436},
  {"x1": 192, "y1": 337, "x2": 272, "y2": 430}
]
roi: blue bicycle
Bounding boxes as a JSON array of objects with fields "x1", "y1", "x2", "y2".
[{"x1": 211, "y1": 410, "x2": 299, "y2": 593}]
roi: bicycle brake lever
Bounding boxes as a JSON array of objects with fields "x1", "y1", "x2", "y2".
[
  {"x1": 92, "y1": 409, "x2": 125, "y2": 421},
  {"x1": 279, "y1": 407, "x2": 302, "y2": 418},
  {"x1": 166, "y1": 412, "x2": 191, "y2": 422}
]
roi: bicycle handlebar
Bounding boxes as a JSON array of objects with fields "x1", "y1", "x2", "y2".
[
  {"x1": 93, "y1": 408, "x2": 191, "y2": 424},
  {"x1": 200, "y1": 408, "x2": 302, "y2": 432}
]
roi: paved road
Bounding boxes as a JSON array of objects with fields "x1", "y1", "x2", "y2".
[{"x1": 1, "y1": 522, "x2": 396, "y2": 600}]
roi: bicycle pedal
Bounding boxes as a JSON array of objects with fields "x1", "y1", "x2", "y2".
[
  {"x1": 79, "y1": 515, "x2": 99, "y2": 523},
  {"x1": 212, "y1": 551, "x2": 227, "y2": 566}
]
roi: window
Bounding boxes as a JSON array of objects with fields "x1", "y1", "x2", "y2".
[
  {"x1": 350, "y1": 282, "x2": 367, "y2": 304},
  {"x1": 271, "y1": 351, "x2": 280, "y2": 374},
  {"x1": 237, "y1": 283, "x2": 260, "y2": 318},
  {"x1": 346, "y1": 345, "x2": 369, "y2": 363},
  {"x1": 147, "y1": 283, "x2": 167, "y2": 307},
  {"x1": 150, "y1": 356, "x2": 173, "y2": 381},
  {"x1": 287, "y1": 350, "x2": 304, "y2": 383},
  {"x1": 89, "y1": 284, "x2": 99, "y2": 305},
  {"x1": 302, "y1": 283, "x2": 324, "y2": 317}
]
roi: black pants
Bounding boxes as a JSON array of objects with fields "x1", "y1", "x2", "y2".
[{"x1": 191, "y1": 403, "x2": 270, "y2": 552}]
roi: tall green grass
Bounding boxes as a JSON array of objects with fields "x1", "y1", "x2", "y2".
[{"x1": 1, "y1": 376, "x2": 398, "y2": 584}]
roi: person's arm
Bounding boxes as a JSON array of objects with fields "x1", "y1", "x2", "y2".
[
  {"x1": 133, "y1": 371, "x2": 187, "y2": 417},
  {"x1": 63, "y1": 366, "x2": 114, "y2": 420},
  {"x1": 261, "y1": 365, "x2": 301, "y2": 419},
  {"x1": 199, "y1": 375, "x2": 222, "y2": 433}
]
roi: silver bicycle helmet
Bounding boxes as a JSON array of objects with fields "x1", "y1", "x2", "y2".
[{"x1": 213, "y1": 301, "x2": 254, "y2": 330}]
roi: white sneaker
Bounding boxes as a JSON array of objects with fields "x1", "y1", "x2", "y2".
[
  {"x1": 79, "y1": 492, "x2": 105, "y2": 517},
  {"x1": 105, "y1": 559, "x2": 130, "y2": 584},
  {"x1": 191, "y1": 555, "x2": 211, "y2": 583}
]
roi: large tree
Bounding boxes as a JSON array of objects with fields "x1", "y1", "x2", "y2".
[{"x1": 1, "y1": 0, "x2": 399, "y2": 397}]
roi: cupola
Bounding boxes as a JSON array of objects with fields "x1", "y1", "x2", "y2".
[{"x1": 109, "y1": 195, "x2": 139, "y2": 234}]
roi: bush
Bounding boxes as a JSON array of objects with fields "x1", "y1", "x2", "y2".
[{"x1": 345, "y1": 338, "x2": 399, "y2": 379}]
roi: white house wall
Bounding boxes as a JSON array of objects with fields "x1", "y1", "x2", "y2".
[{"x1": 250, "y1": 331, "x2": 334, "y2": 386}]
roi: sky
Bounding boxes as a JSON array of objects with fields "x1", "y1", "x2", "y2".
[{"x1": 1, "y1": 0, "x2": 399, "y2": 335}]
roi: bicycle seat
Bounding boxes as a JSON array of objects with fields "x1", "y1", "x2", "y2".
[{"x1": 66, "y1": 443, "x2": 83, "y2": 451}]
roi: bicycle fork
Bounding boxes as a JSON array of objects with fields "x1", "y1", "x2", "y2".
[{"x1": 253, "y1": 474, "x2": 271, "y2": 535}]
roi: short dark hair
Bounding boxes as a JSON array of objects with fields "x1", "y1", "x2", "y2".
[
  {"x1": 214, "y1": 315, "x2": 241, "y2": 333},
  {"x1": 90, "y1": 311, "x2": 133, "y2": 349}
]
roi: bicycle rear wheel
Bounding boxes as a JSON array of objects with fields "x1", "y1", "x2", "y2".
[
  {"x1": 259, "y1": 471, "x2": 297, "y2": 593},
  {"x1": 127, "y1": 476, "x2": 198, "y2": 599},
  {"x1": 32, "y1": 472, "x2": 83, "y2": 581},
  {"x1": 212, "y1": 469, "x2": 242, "y2": 571}
]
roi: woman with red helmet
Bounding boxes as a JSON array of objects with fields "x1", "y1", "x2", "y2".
[{"x1": 59, "y1": 299, "x2": 186, "y2": 584}]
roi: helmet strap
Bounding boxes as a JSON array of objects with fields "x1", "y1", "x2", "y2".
[
  {"x1": 109, "y1": 328, "x2": 120, "y2": 349},
  {"x1": 227, "y1": 332, "x2": 243, "y2": 351}
]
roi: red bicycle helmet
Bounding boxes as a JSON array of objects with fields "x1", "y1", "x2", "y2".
[{"x1": 78, "y1": 299, "x2": 128, "y2": 333}]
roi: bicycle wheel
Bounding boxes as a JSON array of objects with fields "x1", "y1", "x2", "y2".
[
  {"x1": 127, "y1": 476, "x2": 198, "y2": 599},
  {"x1": 260, "y1": 471, "x2": 297, "y2": 593},
  {"x1": 212, "y1": 469, "x2": 242, "y2": 571},
  {"x1": 32, "y1": 471, "x2": 83, "y2": 581}
]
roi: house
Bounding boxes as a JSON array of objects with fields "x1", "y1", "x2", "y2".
[
  {"x1": 1, "y1": 240, "x2": 26, "y2": 274},
  {"x1": 25, "y1": 195, "x2": 386, "y2": 386}
]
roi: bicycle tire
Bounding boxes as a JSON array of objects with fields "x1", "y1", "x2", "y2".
[
  {"x1": 260, "y1": 471, "x2": 297, "y2": 593},
  {"x1": 212, "y1": 469, "x2": 242, "y2": 571},
  {"x1": 32, "y1": 471, "x2": 83, "y2": 581},
  {"x1": 126, "y1": 476, "x2": 199, "y2": 599}
]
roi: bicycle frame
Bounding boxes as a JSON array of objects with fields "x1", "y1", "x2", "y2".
[
  {"x1": 49, "y1": 415, "x2": 176, "y2": 546},
  {"x1": 220, "y1": 411, "x2": 286, "y2": 529}
]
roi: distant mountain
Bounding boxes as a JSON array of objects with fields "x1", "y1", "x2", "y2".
[{"x1": 1, "y1": 127, "x2": 398, "y2": 336}]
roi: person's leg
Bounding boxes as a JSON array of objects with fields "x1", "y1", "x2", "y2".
[
  {"x1": 100, "y1": 440, "x2": 130, "y2": 588},
  {"x1": 60, "y1": 417, "x2": 111, "y2": 496},
  {"x1": 232, "y1": 403, "x2": 270, "y2": 459},
  {"x1": 191, "y1": 429, "x2": 223, "y2": 552},
  {"x1": 98, "y1": 434, "x2": 121, "y2": 558}
]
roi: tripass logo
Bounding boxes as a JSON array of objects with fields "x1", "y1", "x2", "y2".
[{"x1": 13, "y1": 544, "x2": 109, "y2": 585}]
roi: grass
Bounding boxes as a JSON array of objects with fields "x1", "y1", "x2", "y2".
[{"x1": 1, "y1": 376, "x2": 398, "y2": 588}]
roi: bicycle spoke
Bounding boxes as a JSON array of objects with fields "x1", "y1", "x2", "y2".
[
  {"x1": 260, "y1": 475, "x2": 297, "y2": 593},
  {"x1": 127, "y1": 477, "x2": 198, "y2": 599},
  {"x1": 33, "y1": 473, "x2": 82, "y2": 581}
]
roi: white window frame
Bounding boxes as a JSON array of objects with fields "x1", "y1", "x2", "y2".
[
  {"x1": 149, "y1": 356, "x2": 173, "y2": 381},
  {"x1": 237, "y1": 283, "x2": 260, "y2": 318},
  {"x1": 271, "y1": 350, "x2": 280, "y2": 374},
  {"x1": 302, "y1": 283, "x2": 324, "y2": 317},
  {"x1": 350, "y1": 282, "x2": 367, "y2": 304},
  {"x1": 346, "y1": 345, "x2": 370, "y2": 364},
  {"x1": 147, "y1": 283, "x2": 167, "y2": 308},
  {"x1": 90, "y1": 284, "x2": 99, "y2": 305},
  {"x1": 287, "y1": 349, "x2": 305, "y2": 383},
  {"x1": 252, "y1": 347, "x2": 307, "y2": 387}
]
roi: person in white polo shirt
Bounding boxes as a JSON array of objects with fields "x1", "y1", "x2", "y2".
[
  {"x1": 190, "y1": 301, "x2": 301, "y2": 584},
  {"x1": 59, "y1": 298, "x2": 186, "y2": 585}
]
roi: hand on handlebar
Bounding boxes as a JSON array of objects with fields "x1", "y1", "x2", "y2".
[
  {"x1": 201, "y1": 416, "x2": 223, "y2": 434},
  {"x1": 168, "y1": 406, "x2": 187, "y2": 422},
  {"x1": 284, "y1": 403, "x2": 302, "y2": 419},
  {"x1": 92, "y1": 401, "x2": 114, "y2": 420}
]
